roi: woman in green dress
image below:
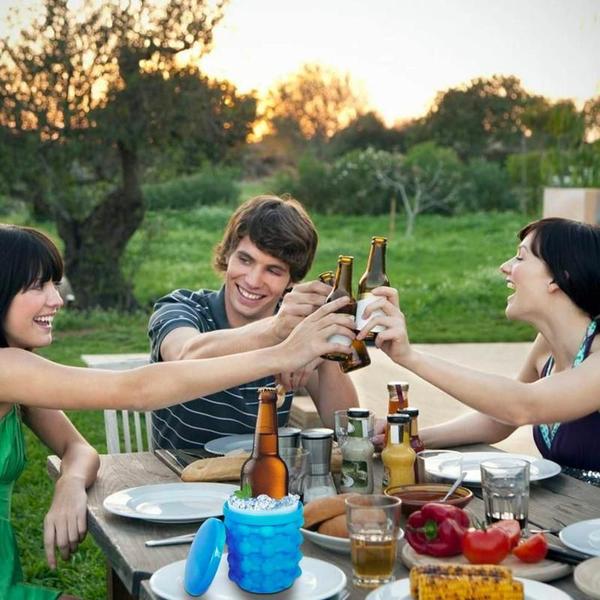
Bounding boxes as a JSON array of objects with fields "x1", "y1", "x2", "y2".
[{"x1": 0, "y1": 223, "x2": 355, "y2": 598}]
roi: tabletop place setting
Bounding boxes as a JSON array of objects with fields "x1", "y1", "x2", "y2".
[{"x1": 74, "y1": 370, "x2": 600, "y2": 600}]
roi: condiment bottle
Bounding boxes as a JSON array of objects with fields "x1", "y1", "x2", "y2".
[
  {"x1": 340, "y1": 408, "x2": 374, "y2": 494},
  {"x1": 240, "y1": 387, "x2": 288, "y2": 499},
  {"x1": 321, "y1": 256, "x2": 356, "y2": 362},
  {"x1": 398, "y1": 408, "x2": 425, "y2": 481},
  {"x1": 300, "y1": 428, "x2": 337, "y2": 502},
  {"x1": 384, "y1": 382, "x2": 409, "y2": 446},
  {"x1": 381, "y1": 413, "x2": 416, "y2": 489},
  {"x1": 355, "y1": 236, "x2": 390, "y2": 340},
  {"x1": 387, "y1": 381, "x2": 409, "y2": 413}
]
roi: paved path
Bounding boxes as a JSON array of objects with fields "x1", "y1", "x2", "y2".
[{"x1": 291, "y1": 342, "x2": 538, "y2": 456}]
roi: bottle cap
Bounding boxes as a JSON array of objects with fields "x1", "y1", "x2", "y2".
[
  {"x1": 398, "y1": 407, "x2": 419, "y2": 417},
  {"x1": 184, "y1": 517, "x2": 225, "y2": 595},
  {"x1": 387, "y1": 413, "x2": 410, "y2": 424},
  {"x1": 347, "y1": 408, "x2": 370, "y2": 418}
]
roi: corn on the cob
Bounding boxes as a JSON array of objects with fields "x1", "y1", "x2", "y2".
[{"x1": 409, "y1": 564, "x2": 523, "y2": 600}]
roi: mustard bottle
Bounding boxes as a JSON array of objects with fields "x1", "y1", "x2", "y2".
[{"x1": 382, "y1": 413, "x2": 415, "y2": 489}]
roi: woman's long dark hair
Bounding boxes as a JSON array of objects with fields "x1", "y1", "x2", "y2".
[
  {"x1": 0, "y1": 224, "x2": 63, "y2": 347},
  {"x1": 519, "y1": 217, "x2": 600, "y2": 321}
]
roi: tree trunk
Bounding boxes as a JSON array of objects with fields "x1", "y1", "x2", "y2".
[{"x1": 56, "y1": 143, "x2": 144, "y2": 310}]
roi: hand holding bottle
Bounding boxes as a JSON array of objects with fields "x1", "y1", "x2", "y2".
[
  {"x1": 279, "y1": 296, "x2": 355, "y2": 372},
  {"x1": 272, "y1": 280, "x2": 332, "y2": 341},
  {"x1": 356, "y1": 286, "x2": 415, "y2": 367}
]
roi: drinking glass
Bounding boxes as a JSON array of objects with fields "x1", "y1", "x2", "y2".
[
  {"x1": 416, "y1": 449, "x2": 463, "y2": 483},
  {"x1": 279, "y1": 447, "x2": 309, "y2": 498},
  {"x1": 480, "y1": 458, "x2": 530, "y2": 531},
  {"x1": 345, "y1": 494, "x2": 402, "y2": 588}
]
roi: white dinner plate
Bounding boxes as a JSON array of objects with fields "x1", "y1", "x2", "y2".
[
  {"x1": 365, "y1": 576, "x2": 574, "y2": 600},
  {"x1": 103, "y1": 482, "x2": 237, "y2": 523},
  {"x1": 301, "y1": 527, "x2": 404, "y2": 555},
  {"x1": 574, "y1": 557, "x2": 600, "y2": 599},
  {"x1": 426, "y1": 451, "x2": 561, "y2": 485},
  {"x1": 560, "y1": 519, "x2": 600, "y2": 556},
  {"x1": 149, "y1": 554, "x2": 347, "y2": 600},
  {"x1": 204, "y1": 434, "x2": 254, "y2": 456}
]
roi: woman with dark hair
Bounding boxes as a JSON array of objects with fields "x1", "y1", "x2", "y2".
[
  {"x1": 0, "y1": 224, "x2": 355, "y2": 599},
  {"x1": 359, "y1": 218, "x2": 600, "y2": 485}
]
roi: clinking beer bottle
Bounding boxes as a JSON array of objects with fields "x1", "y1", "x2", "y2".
[
  {"x1": 321, "y1": 256, "x2": 356, "y2": 362},
  {"x1": 320, "y1": 269, "x2": 371, "y2": 372},
  {"x1": 355, "y1": 236, "x2": 390, "y2": 340},
  {"x1": 240, "y1": 387, "x2": 288, "y2": 499}
]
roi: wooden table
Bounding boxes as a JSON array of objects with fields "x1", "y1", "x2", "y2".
[{"x1": 48, "y1": 445, "x2": 599, "y2": 600}]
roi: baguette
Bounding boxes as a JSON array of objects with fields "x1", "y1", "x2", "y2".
[{"x1": 181, "y1": 454, "x2": 249, "y2": 482}]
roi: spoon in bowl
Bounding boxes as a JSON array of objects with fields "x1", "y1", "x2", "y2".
[{"x1": 441, "y1": 470, "x2": 467, "y2": 502}]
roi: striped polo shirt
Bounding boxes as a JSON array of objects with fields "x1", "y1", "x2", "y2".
[{"x1": 148, "y1": 286, "x2": 294, "y2": 449}]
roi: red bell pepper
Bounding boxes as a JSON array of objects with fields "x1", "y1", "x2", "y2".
[{"x1": 405, "y1": 502, "x2": 470, "y2": 557}]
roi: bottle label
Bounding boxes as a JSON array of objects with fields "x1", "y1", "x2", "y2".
[
  {"x1": 327, "y1": 333, "x2": 352, "y2": 347},
  {"x1": 356, "y1": 293, "x2": 385, "y2": 332},
  {"x1": 341, "y1": 459, "x2": 370, "y2": 491}
]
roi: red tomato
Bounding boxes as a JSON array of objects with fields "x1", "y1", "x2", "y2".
[
  {"x1": 462, "y1": 527, "x2": 511, "y2": 564},
  {"x1": 489, "y1": 519, "x2": 521, "y2": 549},
  {"x1": 513, "y1": 533, "x2": 549, "y2": 563}
]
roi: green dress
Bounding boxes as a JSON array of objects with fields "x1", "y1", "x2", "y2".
[{"x1": 1, "y1": 406, "x2": 60, "y2": 600}]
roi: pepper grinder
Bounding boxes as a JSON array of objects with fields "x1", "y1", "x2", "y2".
[{"x1": 300, "y1": 428, "x2": 338, "y2": 502}]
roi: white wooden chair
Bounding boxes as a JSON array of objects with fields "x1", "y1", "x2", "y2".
[
  {"x1": 103, "y1": 409, "x2": 154, "y2": 453},
  {"x1": 80, "y1": 353, "x2": 153, "y2": 454}
]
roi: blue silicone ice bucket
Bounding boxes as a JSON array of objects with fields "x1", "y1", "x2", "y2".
[{"x1": 223, "y1": 501, "x2": 304, "y2": 593}]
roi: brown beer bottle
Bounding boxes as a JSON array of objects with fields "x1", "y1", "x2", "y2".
[
  {"x1": 240, "y1": 387, "x2": 288, "y2": 499},
  {"x1": 355, "y1": 236, "x2": 390, "y2": 340},
  {"x1": 321, "y1": 256, "x2": 356, "y2": 362},
  {"x1": 320, "y1": 270, "x2": 371, "y2": 372}
]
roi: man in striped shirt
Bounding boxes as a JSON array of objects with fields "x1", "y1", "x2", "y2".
[{"x1": 148, "y1": 195, "x2": 359, "y2": 449}]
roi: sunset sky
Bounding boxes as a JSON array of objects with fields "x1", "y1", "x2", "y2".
[
  {"x1": 2, "y1": 0, "x2": 599, "y2": 124},
  {"x1": 199, "y1": 0, "x2": 600, "y2": 124}
]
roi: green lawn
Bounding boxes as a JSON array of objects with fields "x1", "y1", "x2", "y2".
[{"x1": 7, "y1": 205, "x2": 537, "y2": 598}]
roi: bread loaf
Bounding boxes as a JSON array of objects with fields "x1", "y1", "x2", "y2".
[
  {"x1": 303, "y1": 493, "x2": 353, "y2": 529},
  {"x1": 317, "y1": 514, "x2": 349, "y2": 538},
  {"x1": 181, "y1": 454, "x2": 249, "y2": 482}
]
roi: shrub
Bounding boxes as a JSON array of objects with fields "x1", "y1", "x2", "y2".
[
  {"x1": 272, "y1": 153, "x2": 336, "y2": 211},
  {"x1": 460, "y1": 159, "x2": 517, "y2": 212},
  {"x1": 143, "y1": 165, "x2": 241, "y2": 210}
]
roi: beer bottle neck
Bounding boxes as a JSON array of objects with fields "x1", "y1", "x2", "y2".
[
  {"x1": 253, "y1": 396, "x2": 279, "y2": 456},
  {"x1": 334, "y1": 261, "x2": 353, "y2": 296}
]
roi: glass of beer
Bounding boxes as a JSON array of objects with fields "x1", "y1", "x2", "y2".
[{"x1": 345, "y1": 494, "x2": 402, "y2": 588}]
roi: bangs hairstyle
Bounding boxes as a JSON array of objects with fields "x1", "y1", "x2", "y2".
[
  {"x1": 0, "y1": 224, "x2": 63, "y2": 347},
  {"x1": 519, "y1": 217, "x2": 600, "y2": 320},
  {"x1": 214, "y1": 195, "x2": 318, "y2": 282}
]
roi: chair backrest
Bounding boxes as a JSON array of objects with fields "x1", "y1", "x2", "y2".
[
  {"x1": 104, "y1": 409, "x2": 154, "y2": 453},
  {"x1": 80, "y1": 353, "x2": 152, "y2": 454}
]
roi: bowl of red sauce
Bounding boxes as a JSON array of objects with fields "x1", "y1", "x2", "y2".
[{"x1": 384, "y1": 483, "x2": 473, "y2": 517}]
